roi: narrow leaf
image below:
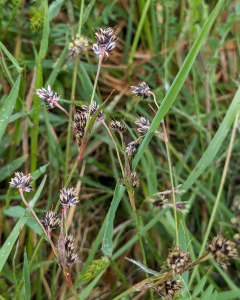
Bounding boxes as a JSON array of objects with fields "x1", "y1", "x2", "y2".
[
  {"x1": 0, "y1": 75, "x2": 21, "y2": 142},
  {"x1": 102, "y1": 182, "x2": 125, "y2": 255},
  {"x1": 23, "y1": 248, "x2": 31, "y2": 300},
  {"x1": 48, "y1": 0, "x2": 65, "y2": 21},
  {"x1": 192, "y1": 276, "x2": 207, "y2": 297},
  {"x1": 0, "y1": 155, "x2": 28, "y2": 182},
  {"x1": 0, "y1": 42, "x2": 22, "y2": 73},
  {"x1": 39, "y1": 0, "x2": 50, "y2": 60},
  {"x1": 200, "y1": 284, "x2": 214, "y2": 300}
]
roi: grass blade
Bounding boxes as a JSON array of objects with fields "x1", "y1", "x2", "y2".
[
  {"x1": 0, "y1": 42, "x2": 22, "y2": 73},
  {"x1": 0, "y1": 75, "x2": 21, "y2": 142},
  {"x1": 0, "y1": 155, "x2": 28, "y2": 182},
  {"x1": 39, "y1": 0, "x2": 50, "y2": 60},
  {"x1": 23, "y1": 248, "x2": 31, "y2": 300}
]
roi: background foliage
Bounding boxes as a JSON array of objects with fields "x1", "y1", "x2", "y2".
[{"x1": 0, "y1": 0, "x2": 240, "y2": 299}]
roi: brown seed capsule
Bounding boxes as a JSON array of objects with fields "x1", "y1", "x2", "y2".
[
  {"x1": 41, "y1": 211, "x2": 61, "y2": 231},
  {"x1": 130, "y1": 82, "x2": 150, "y2": 100},
  {"x1": 165, "y1": 246, "x2": 191, "y2": 274},
  {"x1": 60, "y1": 187, "x2": 79, "y2": 207},
  {"x1": 64, "y1": 235, "x2": 80, "y2": 265},
  {"x1": 120, "y1": 172, "x2": 140, "y2": 190},
  {"x1": 10, "y1": 172, "x2": 34, "y2": 193},
  {"x1": 92, "y1": 27, "x2": 117, "y2": 57},
  {"x1": 153, "y1": 198, "x2": 168, "y2": 209},
  {"x1": 81, "y1": 101, "x2": 104, "y2": 121},
  {"x1": 155, "y1": 279, "x2": 182, "y2": 299},
  {"x1": 135, "y1": 116, "x2": 151, "y2": 134},
  {"x1": 207, "y1": 235, "x2": 237, "y2": 268}
]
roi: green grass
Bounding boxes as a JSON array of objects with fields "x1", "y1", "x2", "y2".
[{"x1": 0, "y1": 0, "x2": 240, "y2": 299}]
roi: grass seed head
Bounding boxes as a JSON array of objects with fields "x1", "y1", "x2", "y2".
[
  {"x1": 207, "y1": 235, "x2": 237, "y2": 267},
  {"x1": 10, "y1": 172, "x2": 34, "y2": 192},
  {"x1": 92, "y1": 27, "x2": 117, "y2": 57},
  {"x1": 155, "y1": 279, "x2": 182, "y2": 299},
  {"x1": 165, "y1": 246, "x2": 191, "y2": 274},
  {"x1": 60, "y1": 187, "x2": 79, "y2": 207},
  {"x1": 125, "y1": 140, "x2": 140, "y2": 156},
  {"x1": 110, "y1": 118, "x2": 126, "y2": 132},
  {"x1": 41, "y1": 211, "x2": 61, "y2": 231},
  {"x1": 130, "y1": 82, "x2": 150, "y2": 100}
]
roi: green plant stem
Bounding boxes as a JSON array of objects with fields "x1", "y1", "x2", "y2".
[
  {"x1": 78, "y1": 0, "x2": 84, "y2": 36},
  {"x1": 19, "y1": 189, "x2": 58, "y2": 257},
  {"x1": 189, "y1": 110, "x2": 239, "y2": 287},
  {"x1": 149, "y1": 91, "x2": 178, "y2": 246},
  {"x1": 101, "y1": 120, "x2": 125, "y2": 177}
]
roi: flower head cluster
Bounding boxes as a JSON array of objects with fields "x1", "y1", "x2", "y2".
[
  {"x1": 60, "y1": 187, "x2": 79, "y2": 207},
  {"x1": 125, "y1": 140, "x2": 139, "y2": 156},
  {"x1": 36, "y1": 84, "x2": 60, "y2": 109},
  {"x1": 68, "y1": 35, "x2": 88, "y2": 59},
  {"x1": 74, "y1": 111, "x2": 88, "y2": 148},
  {"x1": 130, "y1": 82, "x2": 150, "y2": 100},
  {"x1": 41, "y1": 211, "x2": 61, "y2": 232},
  {"x1": 64, "y1": 235, "x2": 80, "y2": 265},
  {"x1": 152, "y1": 198, "x2": 169, "y2": 209},
  {"x1": 164, "y1": 246, "x2": 191, "y2": 274},
  {"x1": 92, "y1": 27, "x2": 116, "y2": 57},
  {"x1": 81, "y1": 101, "x2": 104, "y2": 121},
  {"x1": 120, "y1": 172, "x2": 140, "y2": 190},
  {"x1": 155, "y1": 279, "x2": 182, "y2": 299},
  {"x1": 207, "y1": 235, "x2": 237, "y2": 268},
  {"x1": 10, "y1": 172, "x2": 34, "y2": 192},
  {"x1": 135, "y1": 116, "x2": 151, "y2": 133},
  {"x1": 110, "y1": 118, "x2": 126, "y2": 132}
]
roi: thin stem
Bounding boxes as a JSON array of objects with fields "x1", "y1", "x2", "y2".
[
  {"x1": 189, "y1": 111, "x2": 239, "y2": 286},
  {"x1": 54, "y1": 101, "x2": 74, "y2": 128},
  {"x1": 101, "y1": 120, "x2": 125, "y2": 177},
  {"x1": 162, "y1": 119, "x2": 179, "y2": 246},
  {"x1": 77, "y1": 0, "x2": 84, "y2": 36},
  {"x1": 19, "y1": 189, "x2": 58, "y2": 257},
  {"x1": 149, "y1": 91, "x2": 178, "y2": 246},
  {"x1": 86, "y1": 54, "x2": 103, "y2": 129}
]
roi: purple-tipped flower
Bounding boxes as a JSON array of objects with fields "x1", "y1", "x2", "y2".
[
  {"x1": 135, "y1": 116, "x2": 151, "y2": 134},
  {"x1": 60, "y1": 187, "x2": 79, "y2": 207},
  {"x1": 130, "y1": 82, "x2": 150, "y2": 100},
  {"x1": 125, "y1": 140, "x2": 139, "y2": 156},
  {"x1": 41, "y1": 211, "x2": 61, "y2": 232},
  {"x1": 10, "y1": 172, "x2": 34, "y2": 192},
  {"x1": 92, "y1": 27, "x2": 117, "y2": 57},
  {"x1": 36, "y1": 84, "x2": 60, "y2": 109},
  {"x1": 81, "y1": 101, "x2": 104, "y2": 121},
  {"x1": 110, "y1": 118, "x2": 126, "y2": 132}
]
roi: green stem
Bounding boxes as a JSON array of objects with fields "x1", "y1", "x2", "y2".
[{"x1": 189, "y1": 111, "x2": 239, "y2": 287}]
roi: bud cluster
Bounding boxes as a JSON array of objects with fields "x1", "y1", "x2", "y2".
[
  {"x1": 125, "y1": 140, "x2": 140, "y2": 156},
  {"x1": 130, "y1": 82, "x2": 150, "y2": 100},
  {"x1": 41, "y1": 211, "x2": 61, "y2": 232},
  {"x1": 135, "y1": 116, "x2": 151, "y2": 134},
  {"x1": 60, "y1": 187, "x2": 79, "y2": 207},
  {"x1": 68, "y1": 34, "x2": 88, "y2": 59},
  {"x1": 155, "y1": 279, "x2": 182, "y2": 299},
  {"x1": 36, "y1": 84, "x2": 60, "y2": 109},
  {"x1": 64, "y1": 235, "x2": 80, "y2": 265},
  {"x1": 81, "y1": 101, "x2": 104, "y2": 121},
  {"x1": 120, "y1": 172, "x2": 140, "y2": 190},
  {"x1": 74, "y1": 111, "x2": 88, "y2": 148},
  {"x1": 110, "y1": 118, "x2": 126, "y2": 132}
]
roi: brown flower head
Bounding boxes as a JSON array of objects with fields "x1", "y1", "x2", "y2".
[
  {"x1": 130, "y1": 82, "x2": 150, "y2": 100},
  {"x1": 153, "y1": 198, "x2": 169, "y2": 210},
  {"x1": 68, "y1": 35, "x2": 88, "y2": 59},
  {"x1": 125, "y1": 140, "x2": 139, "y2": 156},
  {"x1": 165, "y1": 246, "x2": 191, "y2": 274},
  {"x1": 60, "y1": 187, "x2": 79, "y2": 207},
  {"x1": 110, "y1": 118, "x2": 126, "y2": 132},
  {"x1": 64, "y1": 235, "x2": 80, "y2": 265},
  {"x1": 120, "y1": 172, "x2": 140, "y2": 190},
  {"x1": 135, "y1": 116, "x2": 151, "y2": 134},
  {"x1": 155, "y1": 279, "x2": 182, "y2": 299},
  {"x1": 73, "y1": 111, "x2": 87, "y2": 147},
  {"x1": 10, "y1": 172, "x2": 34, "y2": 192},
  {"x1": 207, "y1": 235, "x2": 237, "y2": 267},
  {"x1": 36, "y1": 84, "x2": 60, "y2": 109},
  {"x1": 81, "y1": 101, "x2": 104, "y2": 121},
  {"x1": 41, "y1": 211, "x2": 61, "y2": 232}
]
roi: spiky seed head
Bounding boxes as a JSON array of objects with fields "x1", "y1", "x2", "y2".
[
  {"x1": 135, "y1": 117, "x2": 150, "y2": 128},
  {"x1": 60, "y1": 187, "x2": 79, "y2": 207},
  {"x1": 130, "y1": 82, "x2": 150, "y2": 100},
  {"x1": 125, "y1": 140, "x2": 139, "y2": 156},
  {"x1": 41, "y1": 211, "x2": 61, "y2": 231},
  {"x1": 64, "y1": 235, "x2": 80, "y2": 265},
  {"x1": 110, "y1": 119, "x2": 126, "y2": 132},
  {"x1": 165, "y1": 246, "x2": 191, "y2": 274},
  {"x1": 10, "y1": 172, "x2": 34, "y2": 192},
  {"x1": 207, "y1": 235, "x2": 237, "y2": 268},
  {"x1": 68, "y1": 35, "x2": 88, "y2": 59},
  {"x1": 74, "y1": 112, "x2": 87, "y2": 132},
  {"x1": 156, "y1": 279, "x2": 182, "y2": 298},
  {"x1": 83, "y1": 256, "x2": 110, "y2": 282},
  {"x1": 92, "y1": 27, "x2": 117, "y2": 57},
  {"x1": 36, "y1": 84, "x2": 60, "y2": 109}
]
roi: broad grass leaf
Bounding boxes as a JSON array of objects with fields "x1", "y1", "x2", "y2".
[
  {"x1": 0, "y1": 155, "x2": 28, "y2": 182},
  {"x1": 0, "y1": 43, "x2": 22, "y2": 73},
  {"x1": 48, "y1": 0, "x2": 65, "y2": 21},
  {"x1": 0, "y1": 75, "x2": 21, "y2": 142},
  {"x1": 200, "y1": 284, "x2": 214, "y2": 300},
  {"x1": 39, "y1": 0, "x2": 50, "y2": 60}
]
